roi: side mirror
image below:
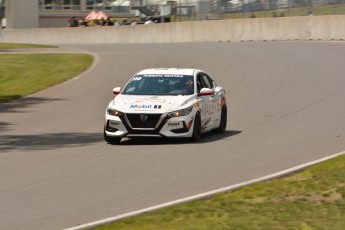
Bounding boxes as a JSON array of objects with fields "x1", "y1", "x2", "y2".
[
  {"x1": 112, "y1": 87, "x2": 121, "y2": 95},
  {"x1": 199, "y1": 88, "x2": 214, "y2": 96}
]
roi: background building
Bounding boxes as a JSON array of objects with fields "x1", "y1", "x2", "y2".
[
  {"x1": 1, "y1": 0, "x2": 208, "y2": 28},
  {"x1": 2, "y1": 0, "x2": 345, "y2": 29},
  {"x1": 4, "y1": 0, "x2": 39, "y2": 29},
  {"x1": 39, "y1": 0, "x2": 209, "y2": 27}
]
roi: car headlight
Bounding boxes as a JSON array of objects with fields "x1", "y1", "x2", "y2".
[
  {"x1": 168, "y1": 106, "x2": 193, "y2": 117},
  {"x1": 107, "y1": 108, "x2": 122, "y2": 116}
]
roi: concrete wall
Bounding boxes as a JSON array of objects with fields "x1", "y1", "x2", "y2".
[
  {"x1": 6, "y1": 0, "x2": 39, "y2": 29},
  {"x1": 1, "y1": 15, "x2": 345, "y2": 44},
  {"x1": 39, "y1": 16, "x2": 74, "y2": 28}
]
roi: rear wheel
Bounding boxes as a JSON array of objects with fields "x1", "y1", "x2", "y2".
[
  {"x1": 214, "y1": 106, "x2": 227, "y2": 133},
  {"x1": 190, "y1": 113, "x2": 201, "y2": 142},
  {"x1": 104, "y1": 130, "x2": 121, "y2": 144}
]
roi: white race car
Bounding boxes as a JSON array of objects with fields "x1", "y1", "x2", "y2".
[{"x1": 104, "y1": 68, "x2": 227, "y2": 144}]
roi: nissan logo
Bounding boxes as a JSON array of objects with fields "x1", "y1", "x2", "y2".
[{"x1": 140, "y1": 114, "x2": 148, "y2": 122}]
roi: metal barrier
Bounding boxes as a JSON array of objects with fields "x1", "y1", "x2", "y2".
[
  {"x1": 22, "y1": 1, "x2": 345, "y2": 21},
  {"x1": 172, "y1": 0, "x2": 345, "y2": 20}
]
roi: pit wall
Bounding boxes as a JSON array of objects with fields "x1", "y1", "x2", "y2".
[{"x1": 1, "y1": 15, "x2": 345, "y2": 44}]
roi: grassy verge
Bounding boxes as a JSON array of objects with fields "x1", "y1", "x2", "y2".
[
  {"x1": 0, "y1": 43, "x2": 58, "y2": 49},
  {"x1": 0, "y1": 53, "x2": 93, "y2": 103},
  {"x1": 93, "y1": 154, "x2": 345, "y2": 230}
]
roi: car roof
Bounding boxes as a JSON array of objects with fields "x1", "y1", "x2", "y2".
[{"x1": 136, "y1": 68, "x2": 200, "y2": 76}]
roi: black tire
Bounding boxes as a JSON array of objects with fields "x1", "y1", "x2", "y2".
[
  {"x1": 104, "y1": 130, "x2": 121, "y2": 144},
  {"x1": 214, "y1": 106, "x2": 227, "y2": 133},
  {"x1": 190, "y1": 113, "x2": 202, "y2": 142}
]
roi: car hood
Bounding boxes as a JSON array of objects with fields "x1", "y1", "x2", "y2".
[{"x1": 111, "y1": 94, "x2": 196, "y2": 113}]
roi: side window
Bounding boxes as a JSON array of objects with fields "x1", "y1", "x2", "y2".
[
  {"x1": 201, "y1": 74, "x2": 211, "y2": 89},
  {"x1": 196, "y1": 75, "x2": 205, "y2": 93},
  {"x1": 206, "y1": 75, "x2": 215, "y2": 89}
]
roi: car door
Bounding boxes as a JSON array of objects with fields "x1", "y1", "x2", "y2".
[
  {"x1": 201, "y1": 73, "x2": 221, "y2": 130},
  {"x1": 197, "y1": 73, "x2": 216, "y2": 132}
]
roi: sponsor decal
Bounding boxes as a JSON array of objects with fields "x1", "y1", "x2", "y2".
[
  {"x1": 142, "y1": 74, "x2": 184, "y2": 78},
  {"x1": 132, "y1": 98, "x2": 165, "y2": 104},
  {"x1": 168, "y1": 122, "x2": 180, "y2": 127},
  {"x1": 201, "y1": 100, "x2": 219, "y2": 115},
  {"x1": 130, "y1": 104, "x2": 153, "y2": 109},
  {"x1": 131, "y1": 77, "x2": 142, "y2": 81},
  {"x1": 130, "y1": 104, "x2": 162, "y2": 109}
]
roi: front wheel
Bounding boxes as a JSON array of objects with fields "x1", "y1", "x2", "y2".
[
  {"x1": 104, "y1": 130, "x2": 121, "y2": 144},
  {"x1": 190, "y1": 113, "x2": 201, "y2": 142},
  {"x1": 213, "y1": 106, "x2": 227, "y2": 133}
]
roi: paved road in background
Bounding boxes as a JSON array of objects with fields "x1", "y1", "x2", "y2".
[{"x1": 1, "y1": 42, "x2": 345, "y2": 230}]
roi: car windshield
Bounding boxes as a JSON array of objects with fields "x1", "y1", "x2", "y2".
[{"x1": 122, "y1": 74, "x2": 194, "y2": 95}]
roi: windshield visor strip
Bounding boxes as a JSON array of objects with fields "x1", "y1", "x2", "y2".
[{"x1": 123, "y1": 75, "x2": 194, "y2": 95}]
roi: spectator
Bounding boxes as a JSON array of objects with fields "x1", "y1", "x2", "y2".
[
  {"x1": 99, "y1": 18, "x2": 106, "y2": 26},
  {"x1": 94, "y1": 20, "x2": 102, "y2": 27},
  {"x1": 78, "y1": 19, "x2": 88, "y2": 27},
  {"x1": 307, "y1": 10, "x2": 314, "y2": 16},
  {"x1": 105, "y1": 17, "x2": 114, "y2": 26},
  {"x1": 68, "y1": 16, "x2": 78, "y2": 27}
]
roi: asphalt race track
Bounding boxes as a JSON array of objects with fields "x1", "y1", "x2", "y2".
[{"x1": 1, "y1": 42, "x2": 345, "y2": 230}]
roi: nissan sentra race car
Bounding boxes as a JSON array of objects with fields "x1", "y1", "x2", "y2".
[{"x1": 104, "y1": 68, "x2": 227, "y2": 144}]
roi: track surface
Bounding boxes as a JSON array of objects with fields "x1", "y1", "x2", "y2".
[{"x1": 1, "y1": 42, "x2": 345, "y2": 230}]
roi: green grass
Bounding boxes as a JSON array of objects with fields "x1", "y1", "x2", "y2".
[
  {"x1": 0, "y1": 53, "x2": 93, "y2": 103},
  {"x1": 0, "y1": 43, "x2": 57, "y2": 49},
  {"x1": 93, "y1": 154, "x2": 345, "y2": 230}
]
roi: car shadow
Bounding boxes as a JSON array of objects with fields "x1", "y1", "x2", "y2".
[
  {"x1": 116, "y1": 130, "x2": 242, "y2": 145},
  {"x1": 0, "y1": 132, "x2": 104, "y2": 153},
  {"x1": 0, "y1": 96, "x2": 64, "y2": 113},
  {"x1": 0, "y1": 130, "x2": 242, "y2": 152}
]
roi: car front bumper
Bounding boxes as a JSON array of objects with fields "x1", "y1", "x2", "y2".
[{"x1": 104, "y1": 112, "x2": 195, "y2": 138}]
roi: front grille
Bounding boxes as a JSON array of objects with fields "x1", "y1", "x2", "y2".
[{"x1": 125, "y1": 113, "x2": 162, "y2": 128}]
